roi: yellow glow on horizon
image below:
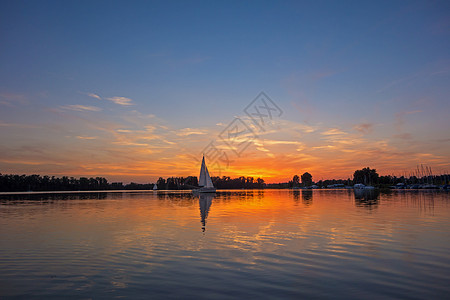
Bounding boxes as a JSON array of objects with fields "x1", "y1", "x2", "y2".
[{"x1": 1, "y1": 106, "x2": 449, "y2": 184}]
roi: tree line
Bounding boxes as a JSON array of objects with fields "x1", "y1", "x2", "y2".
[
  {"x1": 0, "y1": 174, "x2": 112, "y2": 192},
  {"x1": 1, "y1": 167, "x2": 448, "y2": 192},
  {"x1": 0, "y1": 173, "x2": 266, "y2": 192},
  {"x1": 211, "y1": 176, "x2": 265, "y2": 189},
  {"x1": 0, "y1": 174, "x2": 165, "y2": 192},
  {"x1": 155, "y1": 175, "x2": 266, "y2": 189},
  {"x1": 288, "y1": 167, "x2": 449, "y2": 188},
  {"x1": 352, "y1": 167, "x2": 449, "y2": 187}
]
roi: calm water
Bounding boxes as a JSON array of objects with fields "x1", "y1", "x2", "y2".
[{"x1": 1, "y1": 189, "x2": 449, "y2": 299}]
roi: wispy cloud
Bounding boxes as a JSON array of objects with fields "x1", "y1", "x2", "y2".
[
  {"x1": 262, "y1": 140, "x2": 305, "y2": 146},
  {"x1": 321, "y1": 128, "x2": 347, "y2": 135},
  {"x1": 2, "y1": 90, "x2": 448, "y2": 183},
  {"x1": 112, "y1": 141, "x2": 150, "y2": 147},
  {"x1": 176, "y1": 128, "x2": 208, "y2": 136},
  {"x1": 395, "y1": 110, "x2": 422, "y2": 131},
  {"x1": 311, "y1": 145, "x2": 337, "y2": 150},
  {"x1": 0, "y1": 92, "x2": 28, "y2": 106},
  {"x1": 0, "y1": 122, "x2": 40, "y2": 128},
  {"x1": 0, "y1": 159, "x2": 57, "y2": 166},
  {"x1": 353, "y1": 123, "x2": 374, "y2": 134},
  {"x1": 87, "y1": 93, "x2": 102, "y2": 100},
  {"x1": 60, "y1": 105, "x2": 102, "y2": 112},
  {"x1": 106, "y1": 96, "x2": 133, "y2": 106},
  {"x1": 84, "y1": 92, "x2": 134, "y2": 106}
]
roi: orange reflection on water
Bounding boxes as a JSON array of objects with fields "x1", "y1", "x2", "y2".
[{"x1": 1, "y1": 189, "x2": 449, "y2": 299}]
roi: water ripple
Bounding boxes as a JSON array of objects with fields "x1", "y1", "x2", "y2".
[{"x1": 0, "y1": 190, "x2": 449, "y2": 299}]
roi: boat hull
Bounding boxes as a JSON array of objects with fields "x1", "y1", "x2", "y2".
[{"x1": 194, "y1": 187, "x2": 216, "y2": 193}]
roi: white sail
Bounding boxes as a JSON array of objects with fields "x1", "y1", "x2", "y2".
[
  {"x1": 153, "y1": 183, "x2": 157, "y2": 190},
  {"x1": 199, "y1": 156, "x2": 214, "y2": 188},
  {"x1": 199, "y1": 156, "x2": 206, "y2": 186}
]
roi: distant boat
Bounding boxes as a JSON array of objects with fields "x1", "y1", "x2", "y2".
[
  {"x1": 196, "y1": 156, "x2": 216, "y2": 193},
  {"x1": 153, "y1": 183, "x2": 157, "y2": 190},
  {"x1": 392, "y1": 183, "x2": 406, "y2": 189}
]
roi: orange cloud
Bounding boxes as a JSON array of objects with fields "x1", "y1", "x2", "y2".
[{"x1": 1, "y1": 98, "x2": 449, "y2": 184}]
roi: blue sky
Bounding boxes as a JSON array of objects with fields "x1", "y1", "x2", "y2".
[{"x1": 1, "y1": 0, "x2": 449, "y2": 182}]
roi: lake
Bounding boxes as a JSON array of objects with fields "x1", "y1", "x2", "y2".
[{"x1": 1, "y1": 189, "x2": 449, "y2": 299}]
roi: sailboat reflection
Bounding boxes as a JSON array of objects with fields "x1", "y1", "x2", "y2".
[{"x1": 199, "y1": 193, "x2": 215, "y2": 232}]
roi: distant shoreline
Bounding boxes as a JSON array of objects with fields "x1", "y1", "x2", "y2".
[
  {"x1": 1, "y1": 188, "x2": 448, "y2": 196},
  {"x1": 1, "y1": 170, "x2": 448, "y2": 193}
]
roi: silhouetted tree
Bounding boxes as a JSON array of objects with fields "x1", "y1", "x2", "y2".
[
  {"x1": 156, "y1": 177, "x2": 166, "y2": 189},
  {"x1": 353, "y1": 167, "x2": 379, "y2": 185},
  {"x1": 184, "y1": 176, "x2": 198, "y2": 187},
  {"x1": 301, "y1": 172, "x2": 313, "y2": 187},
  {"x1": 256, "y1": 178, "x2": 265, "y2": 188}
]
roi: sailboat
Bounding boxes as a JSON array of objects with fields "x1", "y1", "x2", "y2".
[
  {"x1": 196, "y1": 156, "x2": 216, "y2": 193},
  {"x1": 153, "y1": 183, "x2": 158, "y2": 191}
]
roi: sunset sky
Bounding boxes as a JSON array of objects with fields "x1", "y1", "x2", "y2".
[{"x1": 1, "y1": 0, "x2": 449, "y2": 183}]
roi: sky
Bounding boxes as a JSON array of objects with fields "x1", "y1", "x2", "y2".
[{"x1": 0, "y1": 0, "x2": 449, "y2": 183}]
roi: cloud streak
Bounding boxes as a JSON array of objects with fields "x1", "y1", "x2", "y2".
[
  {"x1": 106, "y1": 96, "x2": 133, "y2": 106},
  {"x1": 60, "y1": 105, "x2": 102, "y2": 112},
  {"x1": 84, "y1": 92, "x2": 134, "y2": 106},
  {"x1": 176, "y1": 128, "x2": 208, "y2": 136},
  {"x1": 87, "y1": 93, "x2": 102, "y2": 100},
  {"x1": 394, "y1": 110, "x2": 422, "y2": 131},
  {"x1": 321, "y1": 128, "x2": 347, "y2": 136},
  {"x1": 1, "y1": 91, "x2": 449, "y2": 184},
  {"x1": 353, "y1": 123, "x2": 374, "y2": 134}
]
